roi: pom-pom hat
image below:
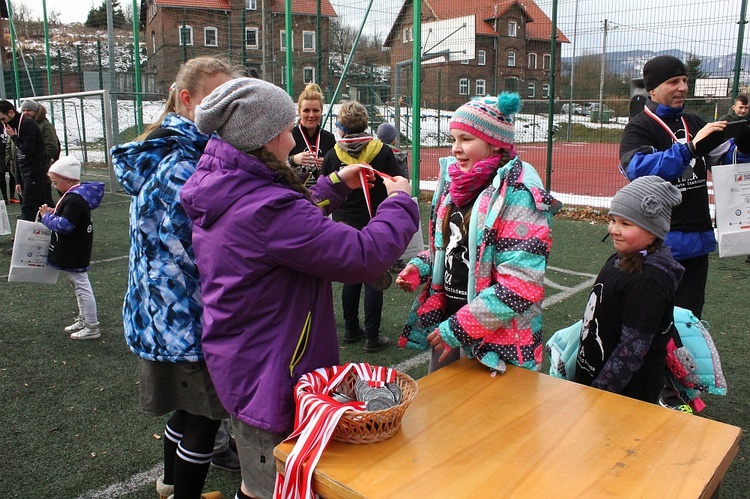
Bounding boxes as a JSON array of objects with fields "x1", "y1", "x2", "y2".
[
  {"x1": 609, "y1": 176, "x2": 682, "y2": 240},
  {"x1": 195, "y1": 77, "x2": 297, "y2": 152},
  {"x1": 449, "y1": 92, "x2": 521, "y2": 149},
  {"x1": 49, "y1": 156, "x2": 81, "y2": 181}
]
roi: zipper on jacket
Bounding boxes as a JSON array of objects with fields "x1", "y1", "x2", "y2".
[{"x1": 289, "y1": 311, "x2": 312, "y2": 377}]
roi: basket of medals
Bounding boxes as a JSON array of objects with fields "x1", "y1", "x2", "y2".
[{"x1": 326, "y1": 363, "x2": 418, "y2": 444}]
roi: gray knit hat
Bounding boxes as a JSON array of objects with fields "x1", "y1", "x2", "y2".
[
  {"x1": 195, "y1": 77, "x2": 297, "y2": 152},
  {"x1": 609, "y1": 176, "x2": 682, "y2": 240},
  {"x1": 21, "y1": 99, "x2": 39, "y2": 112}
]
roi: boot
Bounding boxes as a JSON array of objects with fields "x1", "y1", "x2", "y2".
[
  {"x1": 343, "y1": 327, "x2": 365, "y2": 343},
  {"x1": 363, "y1": 335, "x2": 390, "y2": 353},
  {"x1": 156, "y1": 475, "x2": 173, "y2": 499}
]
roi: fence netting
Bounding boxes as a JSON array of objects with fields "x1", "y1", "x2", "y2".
[{"x1": 4, "y1": 0, "x2": 747, "y2": 207}]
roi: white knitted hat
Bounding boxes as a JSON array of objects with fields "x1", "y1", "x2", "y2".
[{"x1": 49, "y1": 156, "x2": 81, "y2": 181}]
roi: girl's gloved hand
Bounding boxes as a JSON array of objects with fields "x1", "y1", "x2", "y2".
[{"x1": 395, "y1": 264, "x2": 420, "y2": 292}]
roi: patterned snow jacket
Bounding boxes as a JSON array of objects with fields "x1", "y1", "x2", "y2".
[
  {"x1": 111, "y1": 114, "x2": 208, "y2": 363},
  {"x1": 399, "y1": 155, "x2": 561, "y2": 371}
]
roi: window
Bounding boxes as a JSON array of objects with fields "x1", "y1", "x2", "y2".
[
  {"x1": 459, "y1": 78, "x2": 469, "y2": 95},
  {"x1": 280, "y1": 30, "x2": 292, "y2": 51},
  {"x1": 505, "y1": 78, "x2": 518, "y2": 92},
  {"x1": 303, "y1": 31, "x2": 315, "y2": 52},
  {"x1": 543, "y1": 54, "x2": 551, "y2": 70},
  {"x1": 403, "y1": 26, "x2": 413, "y2": 43},
  {"x1": 475, "y1": 79, "x2": 486, "y2": 96},
  {"x1": 508, "y1": 21, "x2": 517, "y2": 37},
  {"x1": 204, "y1": 27, "x2": 218, "y2": 47},
  {"x1": 507, "y1": 51, "x2": 516, "y2": 67},
  {"x1": 179, "y1": 25, "x2": 193, "y2": 46},
  {"x1": 527, "y1": 82, "x2": 536, "y2": 98},
  {"x1": 403, "y1": 28, "x2": 408, "y2": 43},
  {"x1": 543, "y1": 84, "x2": 550, "y2": 98},
  {"x1": 281, "y1": 66, "x2": 286, "y2": 85},
  {"x1": 245, "y1": 0, "x2": 257, "y2": 9},
  {"x1": 528, "y1": 53, "x2": 537, "y2": 69},
  {"x1": 478, "y1": 50, "x2": 486, "y2": 66},
  {"x1": 461, "y1": 58, "x2": 469, "y2": 65},
  {"x1": 304, "y1": 67, "x2": 315, "y2": 83},
  {"x1": 151, "y1": 31, "x2": 156, "y2": 54},
  {"x1": 245, "y1": 27, "x2": 258, "y2": 49}
]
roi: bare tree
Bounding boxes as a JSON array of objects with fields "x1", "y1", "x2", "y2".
[
  {"x1": 330, "y1": 19, "x2": 357, "y2": 66},
  {"x1": 47, "y1": 9, "x2": 63, "y2": 27}
]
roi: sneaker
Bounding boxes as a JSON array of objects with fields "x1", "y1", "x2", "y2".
[
  {"x1": 8, "y1": 198, "x2": 19, "y2": 204},
  {"x1": 70, "y1": 324, "x2": 101, "y2": 340},
  {"x1": 658, "y1": 395, "x2": 694, "y2": 414},
  {"x1": 64, "y1": 317, "x2": 86, "y2": 333},
  {"x1": 210, "y1": 445, "x2": 241, "y2": 472},
  {"x1": 363, "y1": 335, "x2": 390, "y2": 353},
  {"x1": 343, "y1": 327, "x2": 365, "y2": 343}
]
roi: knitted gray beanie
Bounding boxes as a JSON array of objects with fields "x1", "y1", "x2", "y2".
[
  {"x1": 609, "y1": 176, "x2": 682, "y2": 240},
  {"x1": 195, "y1": 77, "x2": 297, "y2": 152}
]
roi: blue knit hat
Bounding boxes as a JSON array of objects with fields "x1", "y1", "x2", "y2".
[
  {"x1": 376, "y1": 123, "x2": 398, "y2": 144},
  {"x1": 449, "y1": 92, "x2": 521, "y2": 149}
]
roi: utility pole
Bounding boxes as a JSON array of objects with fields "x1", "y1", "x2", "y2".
[{"x1": 598, "y1": 19, "x2": 608, "y2": 124}]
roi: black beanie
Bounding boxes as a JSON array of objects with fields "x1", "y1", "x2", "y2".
[{"x1": 643, "y1": 56, "x2": 687, "y2": 92}]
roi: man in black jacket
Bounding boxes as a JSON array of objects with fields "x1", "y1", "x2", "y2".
[{"x1": 0, "y1": 100, "x2": 50, "y2": 222}]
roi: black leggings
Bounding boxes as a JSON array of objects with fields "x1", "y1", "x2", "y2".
[{"x1": 674, "y1": 253, "x2": 709, "y2": 319}]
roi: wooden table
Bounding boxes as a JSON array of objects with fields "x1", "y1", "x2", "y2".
[{"x1": 275, "y1": 358, "x2": 741, "y2": 498}]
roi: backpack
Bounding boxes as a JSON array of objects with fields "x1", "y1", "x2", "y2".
[{"x1": 392, "y1": 148, "x2": 409, "y2": 179}]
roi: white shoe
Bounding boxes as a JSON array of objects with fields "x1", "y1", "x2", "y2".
[
  {"x1": 70, "y1": 324, "x2": 101, "y2": 340},
  {"x1": 64, "y1": 317, "x2": 86, "y2": 333}
]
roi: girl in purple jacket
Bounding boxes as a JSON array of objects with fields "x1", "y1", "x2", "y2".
[{"x1": 181, "y1": 78, "x2": 418, "y2": 499}]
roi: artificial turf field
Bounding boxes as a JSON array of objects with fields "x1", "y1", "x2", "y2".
[{"x1": 0, "y1": 173, "x2": 747, "y2": 498}]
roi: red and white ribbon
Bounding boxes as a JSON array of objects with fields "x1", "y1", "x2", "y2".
[{"x1": 274, "y1": 363, "x2": 396, "y2": 499}]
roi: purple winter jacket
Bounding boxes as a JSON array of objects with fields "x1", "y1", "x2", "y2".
[{"x1": 181, "y1": 138, "x2": 419, "y2": 432}]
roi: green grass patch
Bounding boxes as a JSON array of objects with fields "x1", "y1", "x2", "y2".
[{"x1": 0, "y1": 188, "x2": 746, "y2": 497}]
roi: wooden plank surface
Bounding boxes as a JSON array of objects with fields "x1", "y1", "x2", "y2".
[{"x1": 275, "y1": 358, "x2": 741, "y2": 498}]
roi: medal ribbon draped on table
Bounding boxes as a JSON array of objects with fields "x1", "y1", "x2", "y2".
[{"x1": 274, "y1": 363, "x2": 397, "y2": 499}]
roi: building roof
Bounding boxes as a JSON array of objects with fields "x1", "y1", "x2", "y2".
[
  {"x1": 151, "y1": 0, "x2": 337, "y2": 16},
  {"x1": 384, "y1": 0, "x2": 569, "y2": 46}
]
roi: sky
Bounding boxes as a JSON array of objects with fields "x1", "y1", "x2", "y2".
[{"x1": 24, "y1": 0, "x2": 98, "y2": 25}]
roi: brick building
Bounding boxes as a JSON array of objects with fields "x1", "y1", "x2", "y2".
[
  {"x1": 383, "y1": 0, "x2": 569, "y2": 110},
  {"x1": 140, "y1": 0, "x2": 337, "y2": 93}
]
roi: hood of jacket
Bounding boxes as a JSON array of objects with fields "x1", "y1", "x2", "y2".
[
  {"x1": 67, "y1": 181, "x2": 105, "y2": 209},
  {"x1": 32, "y1": 104, "x2": 49, "y2": 123},
  {"x1": 642, "y1": 245, "x2": 685, "y2": 291},
  {"x1": 111, "y1": 113, "x2": 209, "y2": 195},
  {"x1": 181, "y1": 137, "x2": 281, "y2": 230}
]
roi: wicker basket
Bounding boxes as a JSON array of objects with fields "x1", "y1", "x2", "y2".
[{"x1": 331, "y1": 370, "x2": 418, "y2": 444}]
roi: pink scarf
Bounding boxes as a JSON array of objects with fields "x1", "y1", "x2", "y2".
[{"x1": 448, "y1": 155, "x2": 503, "y2": 208}]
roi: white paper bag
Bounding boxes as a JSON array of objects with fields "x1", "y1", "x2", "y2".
[
  {"x1": 400, "y1": 197, "x2": 425, "y2": 262},
  {"x1": 7, "y1": 219, "x2": 59, "y2": 283},
  {"x1": 0, "y1": 200, "x2": 10, "y2": 235},
  {"x1": 712, "y1": 162, "x2": 750, "y2": 258}
]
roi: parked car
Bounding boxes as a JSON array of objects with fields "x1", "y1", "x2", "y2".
[
  {"x1": 584, "y1": 102, "x2": 614, "y2": 116},
  {"x1": 561, "y1": 103, "x2": 584, "y2": 115}
]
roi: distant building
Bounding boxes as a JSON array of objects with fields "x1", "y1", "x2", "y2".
[
  {"x1": 140, "y1": 0, "x2": 337, "y2": 93},
  {"x1": 383, "y1": 0, "x2": 569, "y2": 110}
]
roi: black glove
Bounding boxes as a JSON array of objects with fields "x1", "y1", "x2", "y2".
[{"x1": 733, "y1": 123, "x2": 750, "y2": 153}]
